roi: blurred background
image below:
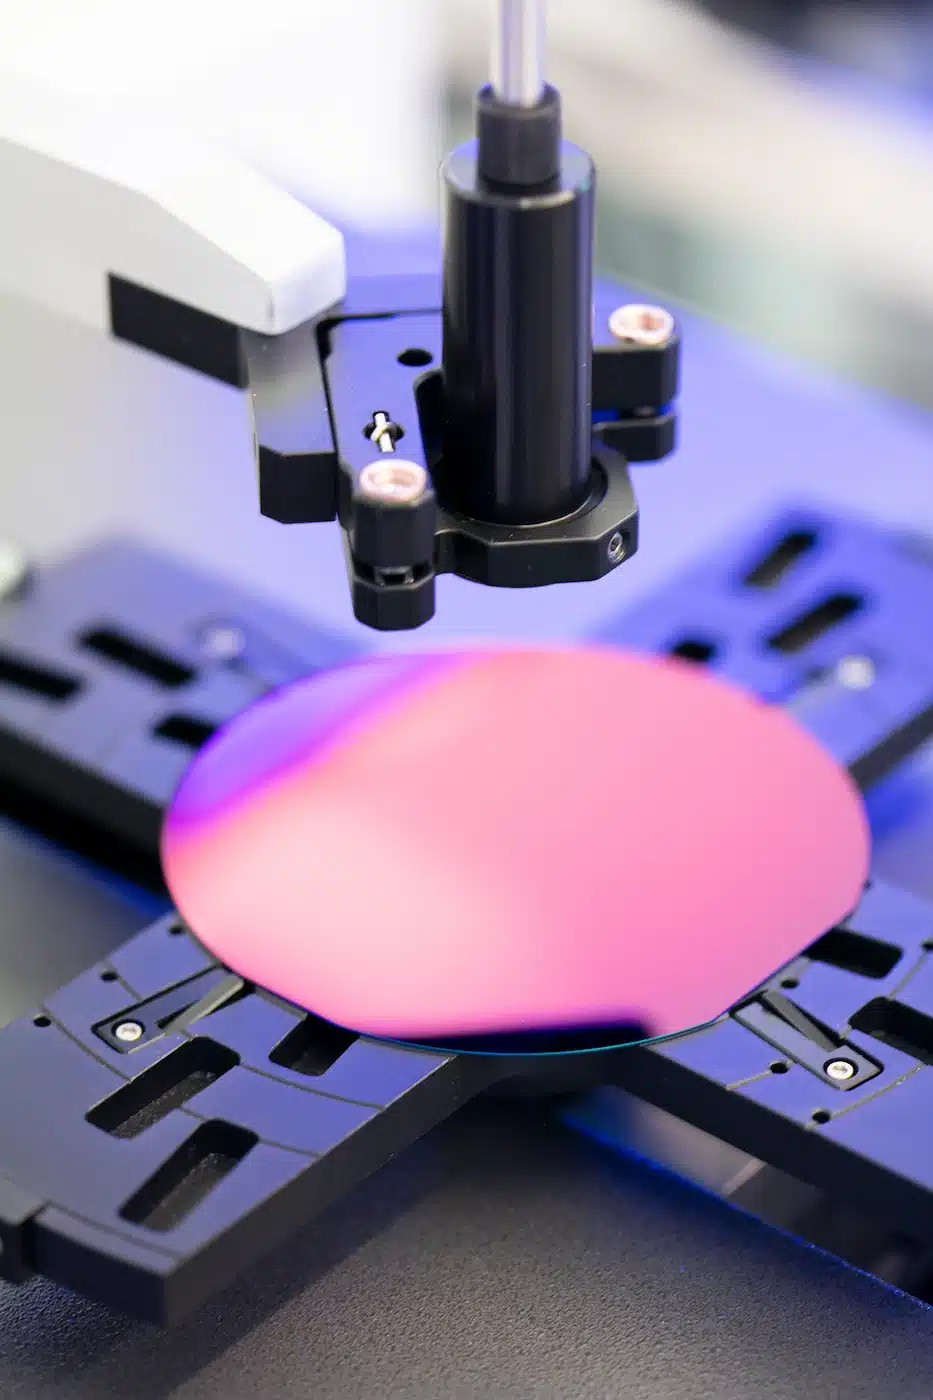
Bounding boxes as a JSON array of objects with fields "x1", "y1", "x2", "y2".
[
  {"x1": 5, "y1": 0, "x2": 933, "y2": 407},
  {"x1": 446, "y1": 0, "x2": 933, "y2": 409}
]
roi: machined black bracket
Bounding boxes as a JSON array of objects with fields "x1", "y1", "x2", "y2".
[
  {"x1": 612, "y1": 878, "x2": 933, "y2": 1244},
  {"x1": 109, "y1": 269, "x2": 678, "y2": 631},
  {"x1": 598, "y1": 502, "x2": 933, "y2": 782},
  {"x1": 0, "y1": 914, "x2": 502, "y2": 1321},
  {"x1": 731, "y1": 990, "x2": 882, "y2": 1092},
  {"x1": 0, "y1": 537, "x2": 357, "y2": 855},
  {"x1": 1, "y1": 884, "x2": 933, "y2": 1318},
  {"x1": 239, "y1": 274, "x2": 677, "y2": 630}
]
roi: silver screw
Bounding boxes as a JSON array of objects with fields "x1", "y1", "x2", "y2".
[
  {"x1": 359, "y1": 459, "x2": 428, "y2": 506},
  {"x1": 607, "y1": 532, "x2": 626, "y2": 564},
  {"x1": 609, "y1": 304, "x2": 675, "y2": 348},
  {"x1": 825, "y1": 1058, "x2": 856, "y2": 1082},
  {"x1": 199, "y1": 622, "x2": 247, "y2": 663},
  {"x1": 835, "y1": 655, "x2": 875, "y2": 691},
  {"x1": 0, "y1": 541, "x2": 31, "y2": 601},
  {"x1": 114, "y1": 1020, "x2": 144, "y2": 1044}
]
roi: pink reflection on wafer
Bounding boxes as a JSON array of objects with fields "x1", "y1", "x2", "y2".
[{"x1": 162, "y1": 646, "x2": 870, "y2": 1045}]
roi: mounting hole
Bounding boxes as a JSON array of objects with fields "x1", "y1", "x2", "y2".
[
  {"x1": 607, "y1": 532, "x2": 626, "y2": 564},
  {"x1": 670, "y1": 639, "x2": 717, "y2": 665},
  {"x1": 770, "y1": 1060, "x2": 790, "y2": 1075},
  {"x1": 101, "y1": 970, "x2": 118, "y2": 983},
  {"x1": 33, "y1": 1015, "x2": 51, "y2": 1028},
  {"x1": 780, "y1": 977, "x2": 799, "y2": 990},
  {"x1": 923, "y1": 940, "x2": 933, "y2": 953},
  {"x1": 167, "y1": 921, "x2": 186, "y2": 936},
  {"x1": 812, "y1": 1109, "x2": 831, "y2": 1125},
  {"x1": 398, "y1": 348, "x2": 433, "y2": 368}
]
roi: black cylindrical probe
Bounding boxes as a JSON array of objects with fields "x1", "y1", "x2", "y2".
[{"x1": 439, "y1": 0, "x2": 595, "y2": 527}]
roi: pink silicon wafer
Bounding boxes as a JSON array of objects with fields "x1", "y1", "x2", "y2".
[{"x1": 161, "y1": 645, "x2": 870, "y2": 1044}]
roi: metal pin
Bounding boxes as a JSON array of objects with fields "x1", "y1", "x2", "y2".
[
  {"x1": 368, "y1": 412, "x2": 400, "y2": 455},
  {"x1": 114, "y1": 1020, "x2": 144, "y2": 1043},
  {"x1": 492, "y1": 0, "x2": 546, "y2": 107}
]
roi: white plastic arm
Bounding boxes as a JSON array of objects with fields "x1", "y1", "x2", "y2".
[{"x1": 0, "y1": 71, "x2": 347, "y2": 338}]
